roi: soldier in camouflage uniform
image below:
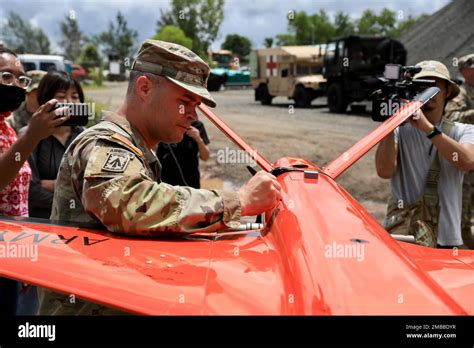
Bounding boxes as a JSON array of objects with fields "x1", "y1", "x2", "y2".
[
  {"x1": 6, "y1": 70, "x2": 46, "y2": 133},
  {"x1": 38, "y1": 40, "x2": 281, "y2": 315},
  {"x1": 445, "y1": 54, "x2": 474, "y2": 249}
]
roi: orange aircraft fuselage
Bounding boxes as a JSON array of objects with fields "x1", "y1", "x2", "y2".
[
  {"x1": 0, "y1": 86, "x2": 472, "y2": 315},
  {"x1": 0, "y1": 156, "x2": 472, "y2": 315}
]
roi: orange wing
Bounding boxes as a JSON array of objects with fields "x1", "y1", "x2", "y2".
[{"x1": 1, "y1": 158, "x2": 472, "y2": 315}]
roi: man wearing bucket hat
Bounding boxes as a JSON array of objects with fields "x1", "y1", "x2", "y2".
[
  {"x1": 445, "y1": 54, "x2": 474, "y2": 249},
  {"x1": 39, "y1": 40, "x2": 281, "y2": 315},
  {"x1": 376, "y1": 60, "x2": 474, "y2": 249},
  {"x1": 7, "y1": 70, "x2": 46, "y2": 133}
]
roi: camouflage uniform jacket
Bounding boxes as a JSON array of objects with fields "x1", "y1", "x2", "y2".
[
  {"x1": 6, "y1": 103, "x2": 32, "y2": 134},
  {"x1": 50, "y1": 111, "x2": 241, "y2": 235},
  {"x1": 445, "y1": 83, "x2": 474, "y2": 123}
]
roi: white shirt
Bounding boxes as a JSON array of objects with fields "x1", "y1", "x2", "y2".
[{"x1": 390, "y1": 120, "x2": 474, "y2": 246}]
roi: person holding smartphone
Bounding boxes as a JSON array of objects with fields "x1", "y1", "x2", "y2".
[
  {"x1": 14, "y1": 71, "x2": 84, "y2": 315},
  {"x1": 0, "y1": 47, "x2": 69, "y2": 316},
  {"x1": 22, "y1": 71, "x2": 85, "y2": 219}
]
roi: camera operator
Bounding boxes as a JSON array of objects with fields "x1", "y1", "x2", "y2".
[
  {"x1": 375, "y1": 60, "x2": 474, "y2": 249},
  {"x1": 0, "y1": 47, "x2": 69, "y2": 315},
  {"x1": 445, "y1": 54, "x2": 474, "y2": 249}
]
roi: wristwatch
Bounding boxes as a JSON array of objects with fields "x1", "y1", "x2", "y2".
[{"x1": 427, "y1": 125, "x2": 442, "y2": 139}]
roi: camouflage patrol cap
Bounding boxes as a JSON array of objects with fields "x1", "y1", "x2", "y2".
[
  {"x1": 131, "y1": 39, "x2": 216, "y2": 107},
  {"x1": 458, "y1": 54, "x2": 474, "y2": 70},
  {"x1": 414, "y1": 60, "x2": 460, "y2": 100},
  {"x1": 26, "y1": 70, "x2": 47, "y2": 93}
]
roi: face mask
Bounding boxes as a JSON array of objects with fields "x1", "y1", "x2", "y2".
[{"x1": 0, "y1": 84, "x2": 26, "y2": 113}]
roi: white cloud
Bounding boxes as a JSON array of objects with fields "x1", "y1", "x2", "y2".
[{"x1": 0, "y1": 0, "x2": 450, "y2": 54}]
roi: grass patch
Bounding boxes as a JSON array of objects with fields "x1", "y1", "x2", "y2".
[
  {"x1": 85, "y1": 98, "x2": 106, "y2": 128},
  {"x1": 83, "y1": 83, "x2": 107, "y2": 91}
]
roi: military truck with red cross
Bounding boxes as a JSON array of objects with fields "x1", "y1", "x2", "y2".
[{"x1": 250, "y1": 45, "x2": 326, "y2": 107}]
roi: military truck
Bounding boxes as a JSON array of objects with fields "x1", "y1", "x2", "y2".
[
  {"x1": 207, "y1": 50, "x2": 251, "y2": 91},
  {"x1": 250, "y1": 45, "x2": 326, "y2": 107},
  {"x1": 107, "y1": 54, "x2": 128, "y2": 82},
  {"x1": 323, "y1": 35, "x2": 406, "y2": 112}
]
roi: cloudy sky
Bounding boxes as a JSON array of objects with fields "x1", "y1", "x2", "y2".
[{"x1": 0, "y1": 0, "x2": 450, "y2": 54}]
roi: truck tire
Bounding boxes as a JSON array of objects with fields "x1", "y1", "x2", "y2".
[
  {"x1": 257, "y1": 84, "x2": 273, "y2": 105},
  {"x1": 207, "y1": 77, "x2": 222, "y2": 91},
  {"x1": 293, "y1": 85, "x2": 311, "y2": 108},
  {"x1": 327, "y1": 83, "x2": 348, "y2": 113},
  {"x1": 208, "y1": 81, "x2": 221, "y2": 91}
]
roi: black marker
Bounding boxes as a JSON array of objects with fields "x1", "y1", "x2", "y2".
[{"x1": 247, "y1": 166, "x2": 257, "y2": 176}]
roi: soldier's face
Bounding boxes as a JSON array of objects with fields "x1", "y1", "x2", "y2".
[
  {"x1": 461, "y1": 68, "x2": 474, "y2": 85},
  {"x1": 149, "y1": 78, "x2": 201, "y2": 143}
]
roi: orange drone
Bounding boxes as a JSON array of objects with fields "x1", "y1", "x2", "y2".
[{"x1": 0, "y1": 86, "x2": 472, "y2": 315}]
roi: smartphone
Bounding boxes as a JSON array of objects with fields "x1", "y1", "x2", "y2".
[{"x1": 52, "y1": 102, "x2": 94, "y2": 126}]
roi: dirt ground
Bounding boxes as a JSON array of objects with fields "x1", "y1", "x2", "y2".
[{"x1": 86, "y1": 82, "x2": 390, "y2": 221}]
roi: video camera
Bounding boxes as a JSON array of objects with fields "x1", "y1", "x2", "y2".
[{"x1": 368, "y1": 64, "x2": 436, "y2": 122}]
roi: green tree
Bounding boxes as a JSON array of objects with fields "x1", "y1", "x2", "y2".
[
  {"x1": 157, "y1": 0, "x2": 225, "y2": 57},
  {"x1": 357, "y1": 9, "x2": 379, "y2": 35},
  {"x1": 0, "y1": 11, "x2": 51, "y2": 54},
  {"x1": 36, "y1": 30, "x2": 51, "y2": 55},
  {"x1": 289, "y1": 11, "x2": 311, "y2": 44},
  {"x1": 376, "y1": 8, "x2": 397, "y2": 35},
  {"x1": 59, "y1": 14, "x2": 86, "y2": 62},
  {"x1": 275, "y1": 34, "x2": 296, "y2": 46},
  {"x1": 274, "y1": 7, "x2": 426, "y2": 48},
  {"x1": 333, "y1": 11, "x2": 355, "y2": 37},
  {"x1": 152, "y1": 25, "x2": 193, "y2": 49},
  {"x1": 263, "y1": 37, "x2": 273, "y2": 48},
  {"x1": 314, "y1": 10, "x2": 336, "y2": 43},
  {"x1": 221, "y1": 34, "x2": 251, "y2": 58},
  {"x1": 357, "y1": 8, "x2": 397, "y2": 35},
  {"x1": 356, "y1": 8, "x2": 425, "y2": 37},
  {"x1": 96, "y1": 11, "x2": 138, "y2": 59},
  {"x1": 78, "y1": 43, "x2": 103, "y2": 85},
  {"x1": 78, "y1": 43, "x2": 102, "y2": 69},
  {"x1": 286, "y1": 10, "x2": 336, "y2": 45}
]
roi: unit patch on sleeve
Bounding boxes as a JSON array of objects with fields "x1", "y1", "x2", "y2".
[{"x1": 101, "y1": 148, "x2": 135, "y2": 173}]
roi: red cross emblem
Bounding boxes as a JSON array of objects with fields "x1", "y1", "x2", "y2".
[{"x1": 266, "y1": 55, "x2": 277, "y2": 77}]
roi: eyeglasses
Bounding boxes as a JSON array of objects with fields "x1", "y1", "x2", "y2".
[{"x1": 0, "y1": 71, "x2": 32, "y2": 89}]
